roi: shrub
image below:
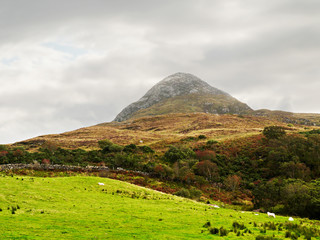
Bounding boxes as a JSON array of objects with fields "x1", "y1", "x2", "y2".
[
  {"x1": 108, "y1": 144, "x2": 123, "y2": 152},
  {"x1": 263, "y1": 126, "x2": 286, "y2": 140},
  {"x1": 232, "y1": 221, "x2": 246, "y2": 230},
  {"x1": 209, "y1": 227, "x2": 219, "y2": 234},
  {"x1": 174, "y1": 188, "x2": 190, "y2": 198},
  {"x1": 206, "y1": 140, "x2": 218, "y2": 146},
  {"x1": 219, "y1": 227, "x2": 228, "y2": 236},
  {"x1": 180, "y1": 136, "x2": 196, "y2": 142},
  {"x1": 189, "y1": 187, "x2": 202, "y2": 199},
  {"x1": 198, "y1": 135, "x2": 207, "y2": 140},
  {"x1": 99, "y1": 139, "x2": 123, "y2": 153},
  {"x1": 123, "y1": 144, "x2": 137, "y2": 153},
  {"x1": 138, "y1": 146, "x2": 154, "y2": 154},
  {"x1": 203, "y1": 221, "x2": 211, "y2": 228},
  {"x1": 98, "y1": 139, "x2": 113, "y2": 150},
  {"x1": 285, "y1": 231, "x2": 291, "y2": 238},
  {"x1": 163, "y1": 146, "x2": 195, "y2": 163},
  {"x1": 11, "y1": 206, "x2": 17, "y2": 214}
]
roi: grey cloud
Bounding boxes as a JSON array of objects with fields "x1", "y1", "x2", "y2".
[{"x1": 1, "y1": 0, "x2": 320, "y2": 143}]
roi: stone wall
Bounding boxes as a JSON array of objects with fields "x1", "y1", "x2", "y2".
[
  {"x1": 0, "y1": 163, "x2": 109, "y2": 172},
  {"x1": 0, "y1": 164, "x2": 149, "y2": 176}
]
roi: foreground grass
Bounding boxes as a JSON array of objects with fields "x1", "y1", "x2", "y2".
[{"x1": 0, "y1": 175, "x2": 319, "y2": 239}]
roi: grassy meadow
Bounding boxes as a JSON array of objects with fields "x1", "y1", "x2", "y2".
[{"x1": 1, "y1": 175, "x2": 319, "y2": 239}]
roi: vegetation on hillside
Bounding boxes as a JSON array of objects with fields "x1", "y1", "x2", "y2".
[{"x1": 2, "y1": 125, "x2": 320, "y2": 220}]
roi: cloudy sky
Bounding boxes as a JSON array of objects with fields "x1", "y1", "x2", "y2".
[{"x1": 1, "y1": 0, "x2": 320, "y2": 144}]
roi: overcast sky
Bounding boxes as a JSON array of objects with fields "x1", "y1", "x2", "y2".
[{"x1": 1, "y1": 0, "x2": 320, "y2": 144}]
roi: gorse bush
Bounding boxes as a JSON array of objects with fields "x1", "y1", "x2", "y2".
[
  {"x1": 263, "y1": 126, "x2": 286, "y2": 140},
  {"x1": 174, "y1": 188, "x2": 190, "y2": 198}
]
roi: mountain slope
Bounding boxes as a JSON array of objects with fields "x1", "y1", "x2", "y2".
[
  {"x1": 17, "y1": 113, "x2": 289, "y2": 150},
  {"x1": 114, "y1": 72, "x2": 252, "y2": 122}
]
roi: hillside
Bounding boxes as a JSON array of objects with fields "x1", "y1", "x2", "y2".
[
  {"x1": 16, "y1": 113, "x2": 291, "y2": 150},
  {"x1": 1, "y1": 175, "x2": 319, "y2": 239}
]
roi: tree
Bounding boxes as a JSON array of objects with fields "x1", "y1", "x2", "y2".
[
  {"x1": 194, "y1": 160, "x2": 219, "y2": 182},
  {"x1": 224, "y1": 175, "x2": 241, "y2": 192},
  {"x1": 282, "y1": 180, "x2": 311, "y2": 216},
  {"x1": 163, "y1": 146, "x2": 195, "y2": 163},
  {"x1": 263, "y1": 126, "x2": 286, "y2": 140}
]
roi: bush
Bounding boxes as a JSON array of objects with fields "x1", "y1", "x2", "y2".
[
  {"x1": 203, "y1": 221, "x2": 211, "y2": 228},
  {"x1": 206, "y1": 140, "x2": 218, "y2": 146},
  {"x1": 123, "y1": 144, "x2": 137, "y2": 153},
  {"x1": 163, "y1": 146, "x2": 195, "y2": 163},
  {"x1": 198, "y1": 135, "x2": 207, "y2": 140},
  {"x1": 174, "y1": 188, "x2": 190, "y2": 198},
  {"x1": 232, "y1": 221, "x2": 246, "y2": 230},
  {"x1": 263, "y1": 126, "x2": 286, "y2": 140},
  {"x1": 219, "y1": 227, "x2": 228, "y2": 236},
  {"x1": 189, "y1": 187, "x2": 202, "y2": 199},
  {"x1": 209, "y1": 227, "x2": 219, "y2": 234},
  {"x1": 98, "y1": 139, "x2": 113, "y2": 150},
  {"x1": 138, "y1": 146, "x2": 154, "y2": 154}
]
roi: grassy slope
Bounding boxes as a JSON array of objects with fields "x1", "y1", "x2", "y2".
[
  {"x1": 16, "y1": 113, "x2": 300, "y2": 151},
  {"x1": 1, "y1": 175, "x2": 319, "y2": 239}
]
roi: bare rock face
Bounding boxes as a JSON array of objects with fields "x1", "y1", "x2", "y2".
[{"x1": 114, "y1": 72, "x2": 252, "y2": 122}]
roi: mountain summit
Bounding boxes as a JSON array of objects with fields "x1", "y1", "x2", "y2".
[{"x1": 114, "y1": 72, "x2": 252, "y2": 122}]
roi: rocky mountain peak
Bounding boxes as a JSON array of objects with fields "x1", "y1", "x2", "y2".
[
  {"x1": 142, "y1": 72, "x2": 229, "y2": 99},
  {"x1": 114, "y1": 73, "x2": 251, "y2": 122}
]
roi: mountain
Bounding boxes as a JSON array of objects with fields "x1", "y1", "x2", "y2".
[{"x1": 114, "y1": 72, "x2": 252, "y2": 122}]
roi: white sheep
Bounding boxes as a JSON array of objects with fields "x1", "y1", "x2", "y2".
[
  {"x1": 288, "y1": 217, "x2": 294, "y2": 221},
  {"x1": 267, "y1": 212, "x2": 276, "y2": 218},
  {"x1": 98, "y1": 182, "x2": 105, "y2": 186}
]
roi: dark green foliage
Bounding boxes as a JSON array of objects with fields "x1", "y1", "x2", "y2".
[
  {"x1": 232, "y1": 221, "x2": 246, "y2": 230},
  {"x1": 209, "y1": 227, "x2": 219, "y2": 235},
  {"x1": 174, "y1": 188, "x2": 190, "y2": 198},
  {"x1": 263, "y1": 126, "x2": 286, "y2": 140},
  {"x1": 163, "y1": 146, "x2": 195, "y2": 163},
  {"x1": 98, "y1": 139, "x2": 124, "y2": 153},
  {"x1": 11, "y1": 206, "x2": 17, "y2": 214},
  {"x1": 219, "y1": 227, "x2": 228, "y2": 236},
  {"x1": 300, "y1": 129, "x2": 320, "y2": 136},
  {"x1": 256, "y1": 236, "x2": 278, "y2": 240},
  {"x1": 285, "y1": 231, "x2": 291, "y2": 238},
  {"x1": 138, "y1": 146, "x2": 154, "y2": 154},
  {"x1": 259, "y1": 228, "x2": 266, "y2": 233},
  {"x1": 189, "y1": 187, "x2": 202, "y2": 199},
  {"x1": 0, "y1": 145, "x2": 8, "y2": 151},
  {"x1": 180, "y1": 136, "x2": 196, "y2": 142},
  {"x1": 123, "y1": 144, "x2": 137, "y2": 153},
  {"x1": 206, "y1": 140, "x2": 218, "y2": 146},
  {"x1": 98, "y1": 139, "x2": 113, "y2": 150},
  {"x1": 198, "y1": 135, "x2": 206, "y2": 140},
  {"x1": 203, "y1": 221, "x2": 211, "y2": 228}
]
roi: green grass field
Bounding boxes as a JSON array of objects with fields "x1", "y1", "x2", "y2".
[{"x1": 0, "y1": 175, "x2": 319, "y2": 239}]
